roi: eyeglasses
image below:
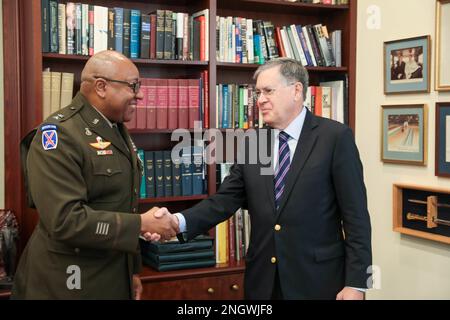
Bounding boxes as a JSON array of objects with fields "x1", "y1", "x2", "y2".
[
  {"x1": 93, "y1": 76, "x2": 141, "y2": 94},
  {"x1": 253, "y1": 83, "x2": 296, "y2": 100}
]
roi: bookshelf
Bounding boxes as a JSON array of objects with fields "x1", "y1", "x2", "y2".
[{"x1": 2, "y1": 0, "x2": 356, "y2": 299}]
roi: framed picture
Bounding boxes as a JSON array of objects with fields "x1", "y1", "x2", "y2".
[
  {"x1": 435, "y1": 0, "x2": 450, "y2": 91},
  {"x1": 435, "y1": 103, "x2": 450, "y2": 176},
  {"x1": 381, "y1": 104, "x2": 427, "y2": 165},
  {"x1": 384, "y1": 35, "x2": 431, "y2": 94}
]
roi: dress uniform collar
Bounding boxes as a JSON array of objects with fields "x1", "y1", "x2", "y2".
[{"x1": 76, "y1": 92, "x2": 132, "y2": 161}]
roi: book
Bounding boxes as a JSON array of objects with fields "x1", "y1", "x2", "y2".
[
  {"x1": 140, "y1": 235, "x2": 213, "y2": 254},
  {"x1": 143, "y1": 249, "x2": 214, "y2": 263},
  {"x1": 142, "y1": 256, "x2": 216, "y2": 271},
  {"x1": 59, "y1": 72, "x2": 74, "y2": 109}
]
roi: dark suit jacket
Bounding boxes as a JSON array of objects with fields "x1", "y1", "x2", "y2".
[{"x1": 183, "y1": 110, "x2": 372, "y2": 299}]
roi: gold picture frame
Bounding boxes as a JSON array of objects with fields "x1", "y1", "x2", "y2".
[
  {"x1": 435, "y1": 0, "x2": 450, "y2": 91},
  {"x1": 381, "y1": 104, "x2": 428, "y2": 166}
]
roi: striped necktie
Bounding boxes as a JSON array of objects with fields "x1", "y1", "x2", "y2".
[{"x1": 274, "y1": 131, "x2": 291, "y2": 210}]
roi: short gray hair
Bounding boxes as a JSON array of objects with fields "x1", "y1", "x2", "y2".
[{"x1": 253, "y1": 58, "x2": 309, "y2": 98}]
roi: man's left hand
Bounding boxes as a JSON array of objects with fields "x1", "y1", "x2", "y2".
[
  {"x1": 336, "y1": 287, "x2": 364, "y2": 300},
  {"x1": 133, "y1": 274, "x2": 143, "y2": 300}
]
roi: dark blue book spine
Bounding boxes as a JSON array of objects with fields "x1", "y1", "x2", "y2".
[
  {"x1": 114, "y1": 7, "x2": 124, "y2": 53},
  {"x1": 181, "y1": 147, "x2": 193, "y2": 196},
  {"x1": 163, "y1": 150, "x2": 173, "y2": 197},
  {"x1": 144, "y1": 151, "x2": 155, "y2": 198},
  {"x1": 154, "y1": 151, "x2": 164, "y2": 197},
  {"x1": 130, "y1": 9, "x2": 141, "y2": 58},
  {"x1": 192, "y1": 146, "x2": 204, "y2": 195},
  {"x1": 172, "y1": 152, "x2": 182, "y2": 196}
]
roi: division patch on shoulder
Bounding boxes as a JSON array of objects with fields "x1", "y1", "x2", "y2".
[{"x1": 41, "y1": 125, "x2": 58, "y2": 150}]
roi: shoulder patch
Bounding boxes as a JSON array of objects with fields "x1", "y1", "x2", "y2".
[
  {"x1": 40, "y1": 124, "x2": 58, "y2": 132},
  {"x1": 41, "y1": 128, "x2": 58, "y2": 151}
]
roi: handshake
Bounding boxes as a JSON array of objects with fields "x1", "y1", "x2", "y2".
[{"x1": 140, "y1": 207, "x2": 179, "y2": 242}]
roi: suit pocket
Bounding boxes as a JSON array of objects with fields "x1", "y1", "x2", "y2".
[
  {"x1": 46, "y1": 238, "x2": 108, "y2": 258},
  {"x1": 314, "y1": 242, "x2": 345, "y2": 263},
  {"x1": 91, "y1": 156, "x2": 122, "y2": 176}
]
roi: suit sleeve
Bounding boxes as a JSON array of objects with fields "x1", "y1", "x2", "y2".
[
  {"x1": 182, "y1": 163, "x2": 247, "y2": 240},
  {"x1": 26, "y1": 126, "x2": 141, "y2": 253},
  {"x1": 332, "y1": 127, "x2": 372, "y2": 288}
]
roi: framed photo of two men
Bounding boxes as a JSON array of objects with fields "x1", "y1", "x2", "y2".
[
  {"x1": 435, "y1": 103, "x2": 450, "y2": 177},
  {"x1": 381, "y1": 104, "x2": 427, "y2": 166},
  {"x1": 384, "y1": 35, "x2": 431, "y2": 94}
]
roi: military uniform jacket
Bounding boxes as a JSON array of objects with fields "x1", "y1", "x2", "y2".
[{"x1": 12, "y1": 93, "x2": 143, "y2": 299}]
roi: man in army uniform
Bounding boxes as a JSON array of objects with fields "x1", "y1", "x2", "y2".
[{"x1": 12, "y1": 50, "x2": 179, "y2": 299}]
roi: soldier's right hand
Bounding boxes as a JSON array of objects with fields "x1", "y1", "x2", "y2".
[{"x1": 140, "y1": 207, "x2": 179, "y2": 241}]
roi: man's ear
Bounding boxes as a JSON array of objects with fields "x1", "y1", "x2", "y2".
[
  {"x1": 294, "y1": 82, "x2": 303, "y2": 102},
  {"x1": 94, "y1": 79, "x2": 107, "y2": 98}
]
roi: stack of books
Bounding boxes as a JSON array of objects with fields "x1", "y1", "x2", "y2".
[{"x1": 140, "y1": 235, "x2": 215, "y2": 271}]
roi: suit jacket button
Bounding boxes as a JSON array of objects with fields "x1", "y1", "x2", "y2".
[
  {"x1": 274, "y1": 224, "x2": 281, "y2": 231},
  {"x1": 106, "y1": 168, "x2": 112, "y2": 174},
  {"x1": 74, "y1": 248, "x2": 80, "y2": 254},
  {"x1": 271, "y1": 257, "x2": 277, "y2": 264}
]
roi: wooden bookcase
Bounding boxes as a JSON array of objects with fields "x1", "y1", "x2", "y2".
[{"x1": 2, "y1": 0, "x2": 356, "y2": 299}]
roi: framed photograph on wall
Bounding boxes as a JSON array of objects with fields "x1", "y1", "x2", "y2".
[
  {"x1": 381, "y1": 104, "x2": 427, "y2": 165},
  {"x1": 435, "y1": 0, "x2": 450, "y2": 91},
  {"x1": 435, "y1": 103, "x2": 450, "y2": 176},
  {"x1": 384, "y1": 36, "x2": 431, "y2": 94}
]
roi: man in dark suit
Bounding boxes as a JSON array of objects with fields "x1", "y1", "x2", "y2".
[
  {"x1": 12, "y1": 51, "x2": 178, "y2": 299},
  {"x1": 154, "y1": 58, "x2": 372, "y2": 299}
]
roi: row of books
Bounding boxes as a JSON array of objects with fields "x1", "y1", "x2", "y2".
[
  {"x1": 216, "y1": 83, "x2": 263, "y2": 129},
  {"x1": 126, "y1": 72, "x2": 209, "y2": 130},
  {"x1": 42, "y1": 70, "x2": 74, "y2": 119},
  {"x1": 305, "y1": 76, "x2": 348, "y2": 124},
  {"x1": 215, "y1": 15, "x2": 341, "y2": 67},
  {"x1": 41, "y1": 1, "x2": 209, "y2": 60},
  {"x1": 137, "y1": 147, "x2": 207, "y2": 199},
  {"x1": 215, "y1": 163, "x2": 251, "y2": 263},
  {"x1": 292, "y1": 0, "x2": 348, "y2": 4},
  {"x1": 140, "y1": 235, "x2": 215, "y2": 271}
]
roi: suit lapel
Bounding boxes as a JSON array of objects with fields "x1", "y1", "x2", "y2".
[
  {"x1": 276, "y1": 111, "x2": 319, "y2": 216},
  {"x1": 261, "y1": 128, "x2": 276, "y2": 212},
  {"x1": 77, "y1": 95, "x2": 131, "y2": 160}
]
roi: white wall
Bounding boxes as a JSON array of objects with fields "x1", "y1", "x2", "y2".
[
  {"x1": 0, "y1": 1, "x2": 4, "y2": 208},
  {"x1": 357, "y1": 0, "x2": 450, "y2": 299}
]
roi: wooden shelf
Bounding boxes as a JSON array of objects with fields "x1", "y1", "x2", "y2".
[
  {"x1": 139, "y1": 195, "x2": 208, "y2": 204},
  {"x1": 0, "y1": 289, "x2": 11, "y2": 299},
  {"x1": 129, "y1": 128, "x2": 206, "y2": 134},
  {"x1": 140, "y1": 261, "x2": 245, "y2": 283},
  {"x1": 242, "y1": 0, "x2": 349, "y2": 10},
  {"x1": 42, "y1": 53, "x2": 208, "y2": 66},
  {"x1": 217, "y1": 62, "x2": 347, "y2": 72}
]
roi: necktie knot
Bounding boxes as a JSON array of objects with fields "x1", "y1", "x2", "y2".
[{"x1": 279, "y1": 131, "x2": 290, "y2": 142}]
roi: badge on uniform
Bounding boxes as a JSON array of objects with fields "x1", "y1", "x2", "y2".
[
  {"x1": 41, "y1": 124, "x2": 58, "y2": 151},
  {"x1": 97, "y1": 150, "x2": 113, "y2": 156},
  {"x1": 89, "y1": 136, "x2": 111, "y2": 150}
]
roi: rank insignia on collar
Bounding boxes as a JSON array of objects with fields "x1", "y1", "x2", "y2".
[
  {"x1": 42, "y1": 129, "x2": 58, "y2": 151},
  {"x1": 85, "y1": 128, "x2": 92, "y2": 136},
  {"x1": 89, "y1": 136, "x2": 111, "y2": 150},
  {"x1": 92, "y1": 118, "x2": 100, "y2": 125}
]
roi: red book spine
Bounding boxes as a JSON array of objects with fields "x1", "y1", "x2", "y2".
[
  {"x1": 150, "y1": 14, "x2": 156, "y2": 59},
  {"x1": 178, "y1": 79, "x2": 189, "y2": 128},
  {"x1": 203, "y1": 70, "x2": 209, "y2": 129},
  {"x1": 156, "y1": 79, "x2": 168, "y2": 129},
  {"x1": 188, "y1": 79, "x2": 200, "y2": 129},
  {"x1": 198, "y1": 16, "x2": 205, "y2": 61},
  {"x1": 167, "y1": 79, "x2": 178, "y2": 129},
  {"x1": 275, "y1": 27, "x2": 286, "y2": 58},
  {"x1": 146, "y1": 78, "x2": 157, "y2": 129}
]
